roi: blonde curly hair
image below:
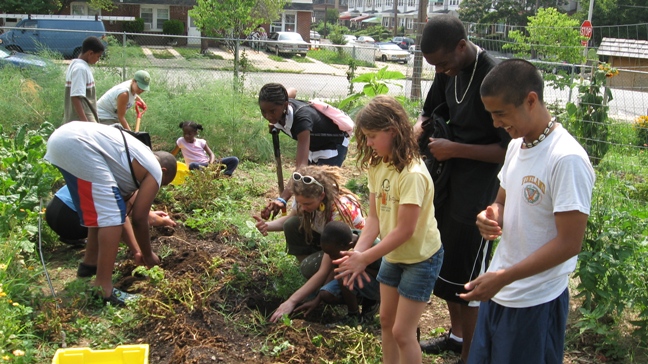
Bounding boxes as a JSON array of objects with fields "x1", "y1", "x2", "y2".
[{"x1": 290, "y1": 165, "x2": 363, "y2": 243}]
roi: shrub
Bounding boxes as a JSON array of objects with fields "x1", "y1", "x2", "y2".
[
  {"x1": 163, "y1": 19, "x2": 185, "y2": 36},
  {"x1": 123, "y1": 18, "x2": 144, "y2": 33}
]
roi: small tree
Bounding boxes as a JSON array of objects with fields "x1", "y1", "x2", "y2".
[
  {"x1": 504, "y1": 8, "x2": 583, "y2": 64},
  {"x1": 189, "y1": 0, "x2": 287, "y2": 53}
]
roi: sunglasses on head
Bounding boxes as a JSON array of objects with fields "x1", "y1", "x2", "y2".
[{"x1": 292, "y1": 172, "x2": 324, "y2": 189}]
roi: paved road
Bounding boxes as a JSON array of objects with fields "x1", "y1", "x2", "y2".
[{"x1": 142, "y1": 45, "x2": 646, "y2": 121}]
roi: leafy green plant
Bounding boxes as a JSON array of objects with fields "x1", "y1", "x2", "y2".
[
  {"x1": 132, "y1": 266, "x2": 166, "y2": 285},
  {"x1": 564, "y1": 62, "x2": 617, "y2": 166},
  {"x1": 338, "y1": 67, "x2": 406, "y2": 111}
]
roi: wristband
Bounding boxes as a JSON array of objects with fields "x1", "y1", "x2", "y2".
[{"x1": 276, "y1": 197, "x2": 287, "y2": 206}]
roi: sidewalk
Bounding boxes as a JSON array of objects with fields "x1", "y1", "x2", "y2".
[{"x1": 207, "y1": 45, "x2": 348, "y2": 77}]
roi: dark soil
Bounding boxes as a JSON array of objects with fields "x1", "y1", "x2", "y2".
[{"x1": 40, "y1": 212, "x2": 612, "y2": 364}]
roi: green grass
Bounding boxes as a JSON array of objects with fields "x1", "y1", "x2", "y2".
[
  {"x1": 149, "y1": 48, "x2": 175, "y2": 59},
  {"x1": 267, "y1": 55, "x2": 287, "y2": 62},
  {"x1": 307, "y1": 48, "x2": 374, "y2": 68},
  {"x1": 291, "y1": 55, "x2": 313, "y2": 63}
]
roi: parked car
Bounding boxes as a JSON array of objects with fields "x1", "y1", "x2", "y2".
[
  {"x1": 391, "y1": 36, "x2": 414, "y2": 50},
  {"x1": 356, "y1": 36, "x2": 375, "y2": 44},
  {"x1": 343, "y1": 34, "x2": 357, "y2": 44},
  {"x1": 0, "y1": 18, "x2": 105, "y2": 59},
  {"x1": 310, "y1": 30, "x2": 321, "y2": 41},
  {"x1": 375, "y1": 42, "x2": 410, "y2": 63},
  {"x1": 266, "y1": 32, "x2": 309, "y2": 57},
  {"x1": 0, "y1": 45, "x2": 50, "y2": 69}
]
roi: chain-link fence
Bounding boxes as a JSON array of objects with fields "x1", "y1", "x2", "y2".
[{"x1": 1, "y1": 26, "x2": 646, "y2": 154}]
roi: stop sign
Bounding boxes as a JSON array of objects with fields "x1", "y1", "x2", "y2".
[{"x1": 581, "y1": 20, "x2": 593, "y2": 46}]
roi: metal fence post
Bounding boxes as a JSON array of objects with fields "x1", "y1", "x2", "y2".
[
  {"x1": 568, "y1": 64, "x2": 575, "y2": 103},
  {"x1": 122, "y1": 32, "x2": 127, "y2": 82},
  {"x1": 234, "y1": 38, "x2": 240, "y2": 87}
]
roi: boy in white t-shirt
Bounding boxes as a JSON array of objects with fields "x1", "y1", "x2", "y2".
[
  {"x1": 63, "y1": 36, "x2": 104, "y2": 123},
  {"x1": 463, "y1": 59, "x2": 595, "y2": 364}
]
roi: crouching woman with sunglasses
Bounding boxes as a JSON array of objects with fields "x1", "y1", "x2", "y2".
[{"x1": 253, "y1": 165, "x2": 364, "y2": 279}]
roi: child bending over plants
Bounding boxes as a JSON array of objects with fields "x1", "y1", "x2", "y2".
[
  {"x1": 253, "y1": 165, "x2": 365, "y2": 280},
  {"x1": 171, "y1": 121, "x2": 239, "y2": 176},
  {"x1": 283, "y1": 221, "x2": 380, "y2": 325},
  {"x1": 45, "y1": 122, "x2": 177, "y2": 306}
]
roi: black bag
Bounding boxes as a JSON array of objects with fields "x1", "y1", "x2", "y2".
[
  {"x1": 418, "y1": 104, "x2": 452, "y2": 208},
  {"x1": 114, "y1": 125, "x2": 151, "y2": 149}
]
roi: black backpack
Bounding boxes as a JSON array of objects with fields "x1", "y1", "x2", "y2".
[{"x1": 418, "y1": 103, "x2": 453, "y2": 208}]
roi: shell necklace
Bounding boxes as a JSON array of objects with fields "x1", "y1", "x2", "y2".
[
  {"x1": 454, "y1": 46, "x2": 481, "y2": 104},
  {"x1": 523, "y1": 119, "x2": 555, "y2": 149}
]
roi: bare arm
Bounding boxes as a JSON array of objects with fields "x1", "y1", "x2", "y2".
[
  {"x1": 71, "y1": 97, "x2": 89, "y2": 121},
  {"x1": 461, "y1": 209, "x2": 588, "y2": 302},
  {"x1": 269, "y1": 254, "x2": 333, "y2": 322},
  {"x1": 130, "y1": 160, "x2": 161, "y2": 267},
  {"x1": 170, "y1": 145, "x2": 180, "y2": 156},
  {"x1": 203, "y1": 143, "x2": 216, "y2": 164},
  {"x1": 115, "y1": 92, "x2": 131, "y2": 130},
  {"x1": 475, "y1": 187, "x2": 505, "y2": 240},
  {"x1": 334, "y1": 201, "x2": 421, "y2": 290}
]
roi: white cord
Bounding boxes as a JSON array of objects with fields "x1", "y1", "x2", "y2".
[{"x1": 437, "y1": 237, "x2": 489, "y2": 287}]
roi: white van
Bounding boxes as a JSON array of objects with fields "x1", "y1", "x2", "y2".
[{"x1": 0, "y1": 18, "x2": 105, "y2": 58}]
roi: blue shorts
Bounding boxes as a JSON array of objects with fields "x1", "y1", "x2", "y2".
[
  {"x1": 320, "y1": 274, "x2": 381, "y2": 302},
  {"x1": 376, "y1": 247, "x2": 444, "y2": 302},
  {"x1": 468, "y1": 288, "x2": 569, "y2": 364}
]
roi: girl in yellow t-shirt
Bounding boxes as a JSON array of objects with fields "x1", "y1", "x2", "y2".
[{"x1": 335, "y1": 95, "x2": 443, "y2": 364}]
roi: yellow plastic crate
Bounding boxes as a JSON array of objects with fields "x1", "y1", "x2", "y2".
[{"x1": 52, "y1": 344, "x2": 149, "y2": 364}]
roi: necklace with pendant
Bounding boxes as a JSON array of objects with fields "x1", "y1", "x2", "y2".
[{"x1": 454, "y1": 47, "x2": 481, "y2": 104}]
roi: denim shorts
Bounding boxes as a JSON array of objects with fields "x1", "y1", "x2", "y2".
[
  {"x1": 376, "y1": 247, "x2": 444, "y2": 302},
  {"x1": 321, "y1": 275, "x2": 381, "y2": 302}
]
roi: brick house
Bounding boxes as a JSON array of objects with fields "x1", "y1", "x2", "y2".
[{"x1": 61, "y1": 0, "x2": 313, "y2": 45}]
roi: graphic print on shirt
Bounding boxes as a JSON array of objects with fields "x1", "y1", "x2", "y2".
[
  {"x1": 379, "y1": 178, "x2": 392, "y2": 213},
  {"x1": 522, "y1": 175, "x2": 546, "y2": 205}
]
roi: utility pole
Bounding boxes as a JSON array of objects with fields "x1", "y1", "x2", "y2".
[
  {"x1": 410, "y1": 0, "x2": 428, "y2": 99},
  {"x1": 393, "y1": 0, "x2": 398, "y2": 37},
  {"x1": 324, "y1": 3, "x2": 328, "y2": 38}
]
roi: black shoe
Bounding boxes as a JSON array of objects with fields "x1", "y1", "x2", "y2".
[
  {"x1": 420, "y1": 331, "x2": 463, "y2": 354},
  {"x1": 77, "y1": 262, "x2": 97, "y2": 278},
  {"x1": 360, "y1": 299, "x2": 379, "y2": 322},
  {"x1": 60, "y1": 238, "x2": 87, "y2": 246}
]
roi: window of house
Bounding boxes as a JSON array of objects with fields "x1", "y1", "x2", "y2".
[
  {"x1": 377, "y1": 0, "x2": 382, "y2": 7},
  {"x1": 408, "y1": 0, "x2": 415, "y2": 6},
  {"x1": 407, "y1": 18, "x2": 413, "y2": 29},
  {"x1": 383, "y1": 17, "x2": 390, "y2": 27},
  {"x1": 271, "y1": 13, "x2": 297, "y2": 33},
  {"x1": 140, "y1": 6, "x2": 170, "y2": 31}
]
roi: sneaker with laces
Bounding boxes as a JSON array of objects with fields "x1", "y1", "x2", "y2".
[
  {"x1": 103, "y1": 288, "x2": 140, "y2": 306},
  {"x1": 77, "y1": 262, "x2": 97, "y2": 278},
  {"x1": 420, "y1": 331, "x2": 463, "y2": 354}
]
